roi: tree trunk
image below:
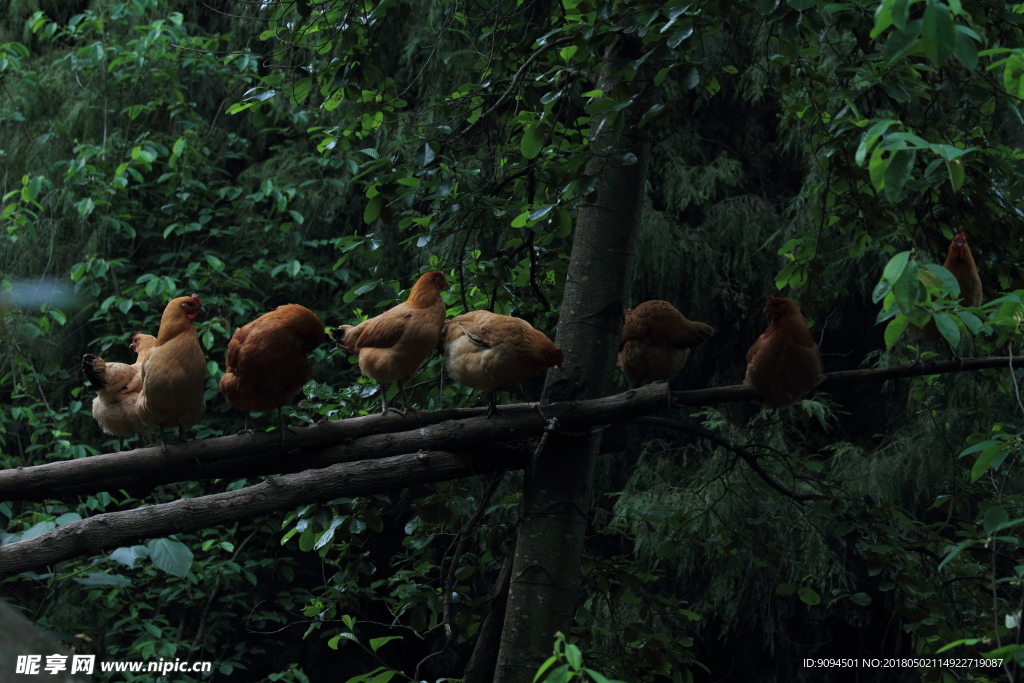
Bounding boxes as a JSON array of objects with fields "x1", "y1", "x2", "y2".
[{"x1": 493, "y1": 34, "x2": 651, "y2": 683}]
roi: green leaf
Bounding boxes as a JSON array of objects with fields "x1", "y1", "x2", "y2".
[
  {"x1": 956, "y1": 310, "x2": 983, "y2": 334},
  {"x1": 328, "y1": 632, "x2": 359, "y2": 649},
  {"x1": 344, "y1": 280, "x2": 379, "y2": 303},
  {"x1": 147, "y1": 538, "x2": 193, "y2": 578},
  {"x1": 565, "y1": 643, "x2": 583, "y2": 669},
  {"x1": 891, "y1": 0, "x2": 910, "y2": 30},
  {"x1": 798, "y1": 587, "x2": 821, "y2": 606},
  {"x1": 369, "y1": 636, "x2": 401, "y2": 653},
  {"x1": 891, "y1": 258, "x2": 920, "y2": 310},
  {"x1": 534, "y1": 655, "x2": 560, "y2": 682},
  {"x1": 946, "y1": 159, "x2": 965, "y2": 191},
  {"x1": 77, "y1": 197, "x2": 95, "y2": 217},
  {"x1": 984, "y1": 506, "x2": 1010, "y2": 535},
  {"x1": 871, "y1": 0, "x2": 894, "y2": 37},
  {"x1": 881, "y1": 251, "x2": 912, "y2": 284},
  {"x1": 883, "y1": 149, "x2": 916, "y2": 202},
  {"x1": 937, "y1": 540, "x2": 975, "y2": 570},
  {"x1": 856, "y1": 120, "x2": 892, "y2": 165},
  {"x1": 933, "y1": 312, "x2": 960, "y2": 349},
  {"x1": 850, "y1": 592, "x2": 872, "y2": 606},
  {"x1": 954, "y1": 30, "x2": 978, "y2": 71},
  {"x1": 288, "y1": 259, "x2": 301, "y2": 278},
  {"x1": 776, "y1": 583, "x2": 796, "y2": 596},
  {"x1": 882, "y1": 19, "x2": 922, "y2": 65},
  {"x1": 884, "y1": 315, "x2": 910, "y2": 349},
  {"x1": 922, "y1": 0, "x2": 954, "y2": 67},
  {"x1": 363, "y1": 195, "x2": 383, "y2": 224},
  {"x1": 971, "y1": 442, "x2": 1006, "y2": 482},
  {"x1": 868, "y1": 147, "x2": 890, "y2": 191},
  {"x1": 73, "y1": 572, "x2": 134, "y2": 587},
  {"x1": 872, "y1": 279, "x2": 893, "y2": 304},
  {"x1": 923, "y1": 264, "x2": 961, "y2": 298},
  {"x1": 291, "y1": 76, "x2": 312, "y2": 104},
  {"x1": 521, "y1": 121, "x2": 544, "y2": 159},
  {"x1": 786, "y1": 0, "x2": 816, "y2": 10}
]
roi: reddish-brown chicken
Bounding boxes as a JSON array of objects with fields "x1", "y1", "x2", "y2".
[
  {"x1": 744, "y1": 296, "x2": 825, "y2": 408},
  {"x1": 219, "y1": 304, "x2": 324, "y2": 437},
  {"x1": 83, "y1": 332, "x2": 158, "y2": 445},
  {"x1": 616, "y1": 300, "x2": 714, "y2": 387},
  {"x1": 906, "y1": 230, "x2": 982, "y2": 362},
  {"x1": 331, "y1": 272, "x2": 447, "y2": 415},
  {"x1": 443, "y1": 310, "x2": 563, "y2": 416},
  {"x1": 137, "y1": 294, "x2": 207, "y2": 446}
]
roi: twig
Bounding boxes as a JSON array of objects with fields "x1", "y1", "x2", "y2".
[
  {"x1": 629, "y1": 416, "x2": 820, "y2": 502},
  {"x1": 458, "y1": 37, "x2": 573, "y2": 139}
]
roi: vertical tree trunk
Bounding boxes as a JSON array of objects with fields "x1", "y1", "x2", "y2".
[{"x1": 492, "y1": 35, "x2": 650, "y2": 683}]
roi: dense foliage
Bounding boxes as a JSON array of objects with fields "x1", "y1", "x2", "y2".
[{"x1": 2, "y1": 0, "x2": 1024, "y2": 681}]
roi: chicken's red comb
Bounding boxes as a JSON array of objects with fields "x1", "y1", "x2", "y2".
[
  {"x1": 767, "y1": 294, "x2": 779, "y2": 304},
  {"x1": 190, "y1": 293, "x2": 202, "y2": 304}
]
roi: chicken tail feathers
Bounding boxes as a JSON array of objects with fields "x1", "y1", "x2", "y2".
[
  {"x1": 82, "y1": 354, "x2": 107, "y2": 390},
  {"x1": 681, "y1": 321, "x2": 715, "y2": 348},
  {"x1": 329, "y1": 325, "x2": 357, "y2": 350}
]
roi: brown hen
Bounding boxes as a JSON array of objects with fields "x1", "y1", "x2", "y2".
[
  {"x1": 744, "y1": 296, "x2": 825, "y2": 408},
  {"x1": 616, "y1": 300, "x2": 714, "y2": 387},
  {"x1": 137, "y1": 294, "x2": 207, "y2": 446},
  {"x1": 220, "y1": 304, "x2": 324, "y2": 438},
  {"x1": 331, "y1": 272, "x2": 447, "y2": 415},
  {"x1": 906, "y1": 230, "x2": 982, "y2": 362}
]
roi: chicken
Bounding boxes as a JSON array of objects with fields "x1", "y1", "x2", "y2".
[
  {"x1": 330, "y1": 271, "x2": 447, "y2": 415},
  {"x1": 136, "y1": 294, "x2": 207, "y2": 446},
  {"x1": 443, "y1": 310, "x2": 563, "y2": 416},
  {"x1": 219, "y1": 304, "x2": 324, "y2": 438},
  {"x1": 906, "y1": 230, "x2": 982, "y2": 363},
  {"x1": 744, "y1": 296, "x2": 825, "y2": 408},
  {"x1": 82, "y1": 332, "x2": 158, "y2": 447},
  {"x1": 616, "y1": 300, "x2": 714, "y2": 387}
]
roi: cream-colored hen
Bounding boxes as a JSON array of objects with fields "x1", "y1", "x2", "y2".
[
  {"x1": 443, "y1": 310, "x2": 563, "y2": 416},
  {"x1": 83, "y1": 332, "x2": 158, "y2": 444}
]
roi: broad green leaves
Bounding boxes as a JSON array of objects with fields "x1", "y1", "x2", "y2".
[{"x1": 873, "y1": 250, "x2": 977, "y2": 350}]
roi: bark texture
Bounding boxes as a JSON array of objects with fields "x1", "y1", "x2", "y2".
[
  {"x1": 493, "y1": 34, "x2": 652, "y2": 683},
  {"x1": 2, "y1": 356, "x2": 1013, "y2": 504},
  {"x1": 0, "y1": 384, "x2": 670, "y2": 502},
  {"x1": 0, "y1": 447, "x2": 522, "y2": 579},
  {"x1": 0, "y1": 357, "x2": 1012, "y2": 579}
]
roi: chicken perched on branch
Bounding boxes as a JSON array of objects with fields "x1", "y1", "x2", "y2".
[
  {"x1": 744, "y1": 296, "x2": 825, "y2": 408},
  {"x1": 616, "y1": 300, "x2": 714, "y2": 388},
  {"x1": 137, "y1": 294, "x2": 207, "y2": 446},
  {"x1": 906, "y1": 230, "x2": 982, "y2": 363},
  {"x1": 220, "y1": 304, "x2": 324, "y2": 438},
  {"x1": 330, "y1": 272, "x2": 447, "y2": 415},
  {"x1": 443, "y1": 310, "x2": 563, "y2": 416},
  {"x1": 82, "y1": 332, "x2": 157, "y2": 446}
]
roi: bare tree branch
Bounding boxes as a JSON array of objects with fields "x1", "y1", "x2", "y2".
[
  {"x1": 3, "y1": 356, "x2": 1018, "y2": 503},
  {"x1": 0, "y1": 447, "x2": 526, "y2": 579},
  {"x1": 0, "y1": 384, "x2": 672, "y2": 502}
]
